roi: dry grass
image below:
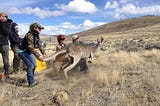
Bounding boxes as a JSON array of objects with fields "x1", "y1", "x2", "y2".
[
  {"x1": 0, "y1": 40, "x2": 160, "y2": 106},
  {"x1": 88, "y1": 49, "x2": 160, "y2": 106},
  {"x1": 89, "y1": 69, "x2": 123, "y2": 87},
  {"x1": 1, "y1": 44, "x2": 160, "y2": 106}
]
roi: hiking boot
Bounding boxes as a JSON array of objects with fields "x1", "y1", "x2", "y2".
[
  {"x1": 29, "y1": 81, "x2": 38, "y2": 87},
  {"x1": 0, "y1": 73, "x2": 9, "y2": 82}
]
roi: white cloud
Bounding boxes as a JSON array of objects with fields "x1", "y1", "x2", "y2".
[
  {"x1": 18, "y1": 20, "x2": 107, "y2": 35},
  {"x1": 18, "y1": 23, "x2": 30, "y2": 35},
  {"x1": 69, "y1": 16, "x2": 84, "y2": 19},
  {"x1": 6, "y1": 0, "x2": 98, "y2": 18},
  {"x1": 119, "y1": 0, "x2": 131, "y2": 4},
  {"x1": 105, "y1": 1, "x2": 119, "y2": 9},
  {"x1": 113, "y1": 13, "x2": 121, "y2": 19},
  {"x1": 18, "y1": 22, "x2": 78, "y2": 35},
  {"x1": 104, "y1": 1, "x2": 160, "y2": 19},
  {"x1": 83, "y1": 20, "x2": 94, "y2": 27},
  {"x1": 116, "y1": 3, "x2": 137, "y2": 14},
  {"x1": 60, "y1": 22, "x2": 79, "y2": 30},
  {"x1": 41, "y1": 26, "x2": 67, "y2": 35},
  {"x1": 57, "y1": 0, "x2": 98, "y2": 14},
  {"x1": 0, "y1": 0, "x2": 44, "y2": 11},
  {"x1": 80, "y1": 19, "x2": 106, "y2": 30},
  {"x1": 115, "y1": 3, "x2": 160, "y2": 17},
  {"x1": 8, "y1": 7, "x2": 65, "y2": 18},
  {"x1": 18, "y1": 23, "x2": 68, "y2": 35}
]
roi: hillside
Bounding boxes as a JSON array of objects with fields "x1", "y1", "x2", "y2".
[{"x1": 71, "y1": 16, "x2": 160, "y2": 37}]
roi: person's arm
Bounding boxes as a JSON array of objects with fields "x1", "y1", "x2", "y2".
[
  {"x1": 9, "y1": 32, "x2": 21, "y2": 44},
  {"x1": 56, "y1": 45, "x2": 62, "y2": 51},
  {"x1": 26, "y1": 33, "x2": 42, "y2": 60},
  {"x1": 37, "y1": 38, "x2": 46, "y2": 56}
]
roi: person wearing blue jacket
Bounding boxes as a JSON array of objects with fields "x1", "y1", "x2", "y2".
[{"x1": 9, "y1": 22, "x2": 23, "y2": 73}]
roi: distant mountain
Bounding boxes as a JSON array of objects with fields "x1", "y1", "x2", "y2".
[{"x1": 70, "y1": 16, "x2": 160, "y2": 37}]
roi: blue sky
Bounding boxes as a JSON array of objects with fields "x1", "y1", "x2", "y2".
[{"x1": 1, "y1": 0, "x2": 160, "y2": 35}]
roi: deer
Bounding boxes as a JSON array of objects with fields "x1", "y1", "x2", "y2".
[{"x1": 44, "y1": 37, "x2": 105, "y2": 79}]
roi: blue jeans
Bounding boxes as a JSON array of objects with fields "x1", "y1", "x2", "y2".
[{"x1": 18, "y1": 51, "x2": 36, "y2": 85}]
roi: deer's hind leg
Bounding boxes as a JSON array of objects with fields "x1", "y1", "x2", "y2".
[
  {"x1": 63, "y1": 56, "x2": 81, "y2": 79},
  {"x1": 61, "y1": 55, "x2": 72, "y2": 70}
]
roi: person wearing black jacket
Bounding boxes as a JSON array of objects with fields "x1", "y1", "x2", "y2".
[
  {"x1": 9, "y1": 22, "x2": 23, "y2": 73},
  {"x1": 0, "y1": 12, "x2": 12, "y2": 80}
]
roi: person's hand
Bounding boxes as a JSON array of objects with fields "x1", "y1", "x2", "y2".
[
  {"x1": 43, "y1": 55, "x2": 46, "y2": 58},
  {"x1": 39, "y1": 55, "x2": 44, "y2": 61}
]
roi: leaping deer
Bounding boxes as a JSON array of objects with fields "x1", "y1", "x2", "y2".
[{"x1": 44, "y1": 37, "x2": 105, "y2": 79}]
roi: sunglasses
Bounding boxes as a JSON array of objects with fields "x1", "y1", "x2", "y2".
[{"x1": 2, "y1": 16, "x2": 8, "y2": 18}]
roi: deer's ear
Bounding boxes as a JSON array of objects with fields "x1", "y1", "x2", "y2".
[
  {"x1": 101, "y1": 37, "x2": 104, "y2": 42},
  {"x1": 97, "y1": 37, "x2": 102, "y2": 43}
]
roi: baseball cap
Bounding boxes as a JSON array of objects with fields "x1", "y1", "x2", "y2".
[
  {"x1": 72, "y1": 35, "x2": 79, "y2": 40},
  {"x1": 34, "y1": 22, "x2": 44, "y2": 29},
  {"x1": 29, "y1": 22, "x2": 44, "y2": 31}
]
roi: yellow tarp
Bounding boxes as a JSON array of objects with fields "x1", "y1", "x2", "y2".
[{"x1": 35, "y1": 57, "x2": 47, "y2": 72}]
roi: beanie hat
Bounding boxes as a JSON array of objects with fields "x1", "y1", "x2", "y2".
[
  {"x1": 57, "y1": 34, "x2": 65, "y2": 42},
  {"x1": 0, "y1": 12, "x2": 7, "y2": 17}
]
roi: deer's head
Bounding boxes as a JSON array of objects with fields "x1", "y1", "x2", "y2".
[{"x1": 97, "y1": 37, "x2": 106, "y2": 51}]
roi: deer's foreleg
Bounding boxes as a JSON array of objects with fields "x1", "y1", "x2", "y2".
[
  {"x1": 90, "y1": 52, "x2": 93, "y2": 61},
  {"x1": 88, "y1": 52, "x2": 93, "y2": 63}
]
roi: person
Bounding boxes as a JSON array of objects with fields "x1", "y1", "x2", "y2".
[
  {"x1": 56, "y1": 34, "x2": 66, "y2": 51},
  {"x1": 0, "y1": 12, "x2": 12, "y2": 80},
  {"x1": 9, "y1": 22, "x2": 23, "y2": 74},
  {"x1": 52, "y1": 34, "x2": 68, "y2": 72},
  {"x1": 18, "y1": 22, "x2": 46, "y2": 87},
  {"x1": 72, "y1": 35, "x2": 89, "y2": 72},
  {"x1": 72, "y1": 35, "x2": 83, "y2": 44}
]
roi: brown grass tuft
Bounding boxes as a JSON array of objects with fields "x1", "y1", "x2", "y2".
[{"x1": 89, "y1": 69, "x2": 125, "y2": 87}]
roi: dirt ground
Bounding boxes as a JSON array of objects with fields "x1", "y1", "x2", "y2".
[{"x1": 0, "y1": 59, "x2": 105, "y2": 106}]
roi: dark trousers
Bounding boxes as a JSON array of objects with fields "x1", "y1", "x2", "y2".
[
  {"x1": 77, "y1": 58, "x2": 89, "y2": 72},
  {"x1": 11, "y1": 46, "x2": 21, "y2": 72},
  {"x1": 72, "y1": 58, "x2": 89, "y2": 72},
  {"x1": 0, "y1": 45, "x2": 9, "y2": 75}
]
